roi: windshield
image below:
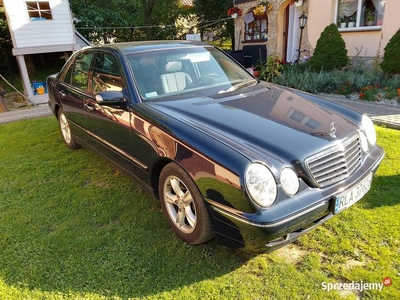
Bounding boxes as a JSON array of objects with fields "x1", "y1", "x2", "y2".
[{"x1": 126, "y1": 46, "x2": 256, "y2": 101}]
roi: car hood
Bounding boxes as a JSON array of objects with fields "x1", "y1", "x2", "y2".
[{"x1": 147, "y1": 84, "x2": 360, "y2": 163}]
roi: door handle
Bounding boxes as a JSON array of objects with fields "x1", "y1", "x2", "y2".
[
  {"x1": 59, "y1": 91, "x2": 66, "y2": 97},
  {"x1": 84, "y1": 103, "x2": 95, "y2": 112}
]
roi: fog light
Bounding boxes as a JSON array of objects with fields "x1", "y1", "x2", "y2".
[{"x1": 280, "y1": 168, "x2": 299, "y2": 196}]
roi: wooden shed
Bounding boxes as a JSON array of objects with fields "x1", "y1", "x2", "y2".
[{"x1": 3, "y1": 0, "x2": 88, "y2": 104}]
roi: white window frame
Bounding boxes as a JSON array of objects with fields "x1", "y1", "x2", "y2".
[
  {"x1": 26, "y1": 1, "x2": 52, "y2": 20},
  {"x1": 244, "y1": 17, "x2": 268, "y2": 42},
  {"x1": 335, "y1": 0, "x2": 386, "y2": 32}
]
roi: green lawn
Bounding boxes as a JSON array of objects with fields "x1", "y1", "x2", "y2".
[{"x1": 0, "y1": 117, "x2": 398, "y2": 299}]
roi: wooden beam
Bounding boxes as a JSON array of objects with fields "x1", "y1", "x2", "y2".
[{"x1": 15, "y1": 55, "x2": 33, "y2": 98}]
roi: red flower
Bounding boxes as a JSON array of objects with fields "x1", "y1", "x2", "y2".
[{"x1": 227, "y1": 7, "x2": 242, "y2": 16}]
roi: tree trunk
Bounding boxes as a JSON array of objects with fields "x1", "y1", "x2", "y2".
[
  {"x1": 25, "y1": 55, "x2": 36, "y2": 77},
  {"x1": 144, "y1": 0, "x2": 156, "y2": 40},
  {"x1": 0, "y1": 85, "x2": 8, "y2": 112}
]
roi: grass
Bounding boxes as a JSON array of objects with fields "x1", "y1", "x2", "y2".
[{"x1": 0, "y1": 117, "x2": 399, "y2": 299}]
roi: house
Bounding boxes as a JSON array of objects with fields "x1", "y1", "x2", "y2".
[
  {"x1": 2, "y1": 0, "x2": 89, "y2": 104},
  {"x1": 233, "y1": 0, "x2": 397, "y2": 65}
]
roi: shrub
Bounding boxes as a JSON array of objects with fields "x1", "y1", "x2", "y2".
[
  {"x1": 358, "y1": 85, "x2": 400, "y2": 102},
  {"x1": 308, "y1": 23, "x2": 349, "y2": 72},
  {"x1": 274, "y1": 64, "x2": 400, "y2": 97},
  {"x1": 259, "y1": 53, "x2": 283, "y2": 82},
  {"x1": 336, "y1": 81, "x2": 355, "y2": 96},
  {"x1": 381, "y1": 28, "x2": 400, "y2": 75},
  {"x1": 358, "y1": 84, "x2": 382, "y2": 101},
  {"x1": 383, "y1": 87, "x2": 400, "y2": 99}
]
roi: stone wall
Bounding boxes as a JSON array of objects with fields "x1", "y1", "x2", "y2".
[{"x1": 234, "y1": 0, "x2": 310, "y2": 60}]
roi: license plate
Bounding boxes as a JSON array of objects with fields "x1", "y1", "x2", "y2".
[{"x1": 334, "y1": 173, "x2": 373, "y2": 214}]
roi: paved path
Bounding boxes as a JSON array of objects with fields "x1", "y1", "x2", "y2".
[
  {"x1": 0, "y1": 95, "x2": 399, "y2": 130},
  {"x1": 0, "y1": 104, "x2": 52, "y2": 124},
  {"x1": 322, "y1": 95, "x2": 400, "y2": 130}
]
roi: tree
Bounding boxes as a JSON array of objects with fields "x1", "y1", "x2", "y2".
[
  {"x1": 70, "y1": 0, "x2": 181, "y2": 43},
  {"x1": 0, "y1": 1, "x2": 11, "y2": 45},
  {"x1": 381, "y1": 27, "x2": 400, "y2": 75},
  {"x1": 193, "y1": 0, "x2": 235, "y2": 49},
  {"x1": 70, "y1": 0, "x2": 132, "y2": 43},
  {"x1": 0, "y1": 0, "x2": 17, "y2": 86},
  {"x1": 308, "y1": 23, "x2": 349, "y2": 71},
  {"x1": 139, "y1": 0, "x2": 181, "y2": 40}
]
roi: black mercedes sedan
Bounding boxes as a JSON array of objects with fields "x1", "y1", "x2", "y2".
[{"x1": 47, "y1": 41, "x2": 384, "y2": 253}]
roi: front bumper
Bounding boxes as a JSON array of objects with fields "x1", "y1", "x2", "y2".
[{"x1": 207, "y1": 145, "x2": 385, "y2": 253}]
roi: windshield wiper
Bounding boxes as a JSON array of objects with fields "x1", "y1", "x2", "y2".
[{"x1": 225, "y1": 79, "x2": 258, "y2": 92}]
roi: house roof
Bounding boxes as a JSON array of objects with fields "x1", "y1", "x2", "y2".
[{"x1": 182, "y1": 0, "x2": 193, "y2": 6}]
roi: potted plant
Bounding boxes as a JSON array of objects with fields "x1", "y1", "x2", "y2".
[
  {"x1": 365, "y1": 9, "x2": 375, "y2": 26},
  {"x1": 250, "y1": 66, "x2": 260, "y2": 77},
  {"x1": 290, "y1": 0, "x2": 303, "y2": 6},
  {"x1": 338, "y1": 15, "x2": 347, "y2": 28},
  {"x1": 227, "y1": 7, "x2": 242, "y2": 19},
  {"x1": 348, "y1": 14, "x2": 356, "y2": 27},
  {"x1": 376, "y1": 16, "x2": 383, "y2": 26},
  {"x1": 253, "y1": 1, "x2": 273, "y2": 16}
]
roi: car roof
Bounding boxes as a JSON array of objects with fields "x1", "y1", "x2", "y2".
[{"x1": 84, "y1": 40, "x2": 212, "y2": 55}]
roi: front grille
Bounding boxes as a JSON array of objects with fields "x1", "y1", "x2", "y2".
[{"x1": 305, "y1": 134, "x2": 362, "y2": 187}]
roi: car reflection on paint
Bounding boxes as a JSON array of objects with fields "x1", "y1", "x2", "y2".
[{"x1": 47, "y1": 41, "x2": 384, "y2": 253}]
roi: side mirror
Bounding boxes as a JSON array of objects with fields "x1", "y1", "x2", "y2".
[{"x1": 95, "y1": 91, "x2": 125, "y2": 106}]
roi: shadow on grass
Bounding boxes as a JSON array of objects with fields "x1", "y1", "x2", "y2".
[
  {"x1": 362, "y1": 174, "x2": 400, "y2": 208},
  {"x1": 0, "y1": 118, "x2": 254, "y2": 298},
  {"x1": 0, "y1": 159, "x2": 252, "y2": 298}
]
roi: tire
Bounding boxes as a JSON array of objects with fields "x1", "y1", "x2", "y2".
[
  {"x1": 159, "y1": 162, "x2": 214, "y2": 244},
  {"x1": 57, "y1": 108, "x2": 80, "y2": 149}
]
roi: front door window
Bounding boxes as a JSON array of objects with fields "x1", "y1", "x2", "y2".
[{"x1": 92, "y1": 53, "x2": 124, "y2": 94}]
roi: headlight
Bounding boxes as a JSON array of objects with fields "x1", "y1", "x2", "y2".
[
  {"x1": 245, "y1": 163, "x2": 277, "y2": 207},
  {"x1": 362, "y1": 115, "x2": 376, "y2": 147},
  {"x1": 280, "y1": 168, "x2": 299, "y2": 196}
]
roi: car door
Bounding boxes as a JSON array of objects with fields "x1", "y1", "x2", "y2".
[
  {"x1": 83, "y1": 51, "x2": 145, "y2": 176},
  {"x1": 57, "y1": 51, "x2": 94, "y2": 130}
]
